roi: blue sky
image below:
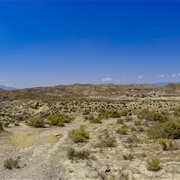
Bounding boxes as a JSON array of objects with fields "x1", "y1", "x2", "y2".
[{"x1": 0, "y1": 1, "x2": 180, "y2": 88}]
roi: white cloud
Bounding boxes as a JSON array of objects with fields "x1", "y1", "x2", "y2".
[
  {"x1": 178, "y1": 73, "x2": 180, "y2": 76},
  {"x1": 171, "y1": 74, "x2": 177, "y2": 77},
  {"x1": 137, "y1": 75, "x2": 144, "y2": 80},
  {"x1": 101, "y1": 77, "x2": 113, "y2": 82},
  {"x1": 0, "y1": 79, "x2": 5, "y2": 83},
  {"x1": 159, "y1": 74, "x2": 166, "y2": 78}
]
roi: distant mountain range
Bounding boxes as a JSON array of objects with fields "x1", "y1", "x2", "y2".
[
  {"x1": 0, "y1": 85, "x2": 17, "y2": 90},
  {"x1": 152, "y1": 82, "x2": 180, "y2": 86},
  {"x1": 0, "y1": 82, "x2": 180, "y2": 91}
]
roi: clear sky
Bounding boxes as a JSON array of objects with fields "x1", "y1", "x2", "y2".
[{"x1": 0, "y1": 1, "x2": 180, "y2": 88}]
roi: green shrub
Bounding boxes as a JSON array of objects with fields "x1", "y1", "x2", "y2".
[
  {"x1": 122, "y1": 153, "x2": 135, "y2": 161},
  {"x1": 4, "y1": 157, "x2": 20, "y2": 170},
  {"x1": 108, "y1": 110, "x2": 121, "y2": 118},
  {"x1": 27, "y1": 117, "x2": 45, "y2": 128},
  {"x1": 133, "y1": 119, "x2": 141, "y2": 126},
  {"x1": 159, "y1": 138, "x2": 177, "y2": 151},
  {"x1": 139, "y1": 108, "x2": 150, "y2": 120},
  {"x1": 139, "y1": 109, "x2": 168, "y2": 122},
  {"x1": 173, "y1": 107, "x2": 180, "y2": 117},
  {"x1": 116, "y1": 127, "x2": 128, "y2": 135},
  {"x1": 90, "y1": 117, "x2": 102, "y2": 124},
  {"x1": 98, "y1": 110, "x2": 121, "y2": 119},
  {"x1": 147, "y1": 121, "x2": 180, "y2": 139},
  {"x1": 120, "y1": 110, "x2": 128, "y2": 116},
  {"x1": 151, "y1": 112, "x2": 168, "y2": 122},
  {"x1": 146, "y1": 157, "x2": 162, "y2": 171},
  {"x1": 67, "y1": 147, "x2": 90, "y2": 160},
  {"x1": 48, "y1": 113, "x2": 72, "y2": 126},
  {"x1": 98, "y1": 109, "x2": 109, "y2": 119},
  {"x1": 69, "y1": 126, "x2": 90, "y2": 143}
]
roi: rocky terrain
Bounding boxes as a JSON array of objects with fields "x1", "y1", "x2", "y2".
[{"x1": 0, "y1": 83, "x2": 180, "y2": 180}]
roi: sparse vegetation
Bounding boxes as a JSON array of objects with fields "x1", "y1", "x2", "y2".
[
  {"x1": 159, "y1": 138, "x2": 177, "y2": 151},
  {"x1": 27, "y1": 117, "x2": 45, "y2": 128},
  {"x1": 4, "y1": 157, "x2": 20, "y2": 170},
  {"x1": 98, "y1": 130, "x2": 116, "y2": 147},
  {"x1": 146, "y1": 157, "x2": 162, "y2": 171},
  {"x1": 0, "y1": 83, "x2": 180, "y2": 179},
  {"x1": 116, "y1": 127, "x2": 128, "y2": 135},
  {"x1": 69, "y1": 126, "x2": 90, "y2": 143},
  {"x1": 122, "y1": 153, "x2": 135, "y2": 161},
  {"x1": 67, "y1": 147, "x2": 90, "y2": 160},
  {"x1": 133, "y1": 119, "x2": 141, "y2": 126},
  {"x1": 48, "y1": 113, "x2": 72, "y2": 126},
  {"x1": 147, "y1": 121, "x2": 180, "y2": 139}
]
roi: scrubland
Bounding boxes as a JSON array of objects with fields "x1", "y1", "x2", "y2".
[{"x1": 0, "y1": 84, "x2": 180, "y2": 180}]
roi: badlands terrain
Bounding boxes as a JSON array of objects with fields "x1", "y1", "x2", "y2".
[{"x1": 0, "y1": 83, "x2": 180, "y2": 180}]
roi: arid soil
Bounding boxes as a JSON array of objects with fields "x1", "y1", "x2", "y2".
[{"x1": 0, "y1": 84, "x2": 180, "y2": 180}]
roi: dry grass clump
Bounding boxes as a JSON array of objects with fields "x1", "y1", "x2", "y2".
[
  {"x1": 4, "y1": 156, "x2": 21, "y2": 170},
  {"x1": 173, "y1": 107, "x2": 180, "y2": 117},
  {"x1": 158, "y1": 138, "x2": 177, "y2": 151},
  {"x1": 98, "y1": 109, "x2": 121, "y2": 119},
  {"x1": 116, "y1": 118, "x2": 124, "y2": 124},
  {"x1": 98, "y1": 130, "x2": 116, "y2": 147},
  {"x1": 67, "y1": 147, "x2": 90, "y2": 160},
  {"x1": 139, "y1": 109, "x2": 168, "y2": 122},
  {"x1": 27, "y1": 117, "x2": 45, "y2": 128},
  {"x1": 116, "y1": 127, "x2": 128, "y2": 135},
  {"x1": 133, "y1": 119, "x2": 141, "y2": 126},
  {"x1": 122, "y1": 153, "x2": 135, "y2": 161},
  {"x1": 69, "y1": 126, "x2": 90, "y2": 143},
  {"x1": 146, "y1": 156, "x2": 162, "y2": 171}
]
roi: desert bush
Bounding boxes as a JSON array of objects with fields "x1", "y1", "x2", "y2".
[
  {"x1": 90, "y1": 117, "x2": 102, "y2": 124},
  {"x1": 151, "y1": 112, "x2": 168, "y2": 122},
  {"x1": 69, "y1": 126, "x2": 90, "y2": 143},
  {"x1": 67, "y1": 147, "x2": 90, "y2": 160},
  {"x1": 117, "y1": 118, "x2": 124, "y2": 124},
  {"x1": 27, "y1": 117, "x2": 45, "y2": 128},
  {"x1": 124, "y1": 116, "x2": 132, "y2": 121},
  {"x1": 159, "y1": 138, "x2": 177, "y2": 151},
  {"x1": 98, "y1": 130, "x2": 116, "y2": 147},
  {"x1": 4, "y1": 156, "x2": 20, "y2": 170},
  {"x1": 48, "y1": 113, "x2": 72, "y2": 126},
  {"x1": 147, "y1": 121, "x2": 180, "y2": 139},
  {"x1": 146, "y1": 157, "x2": 162, "y2": 171},
  {"x1": 122, "y1": 153, "x2": 135, "y2": 161},
  {"x1": 173, "y1": 107, "x2": 180, "y2": 117},
  {"x1": 133, "y1": 119, "x2": 141, "y2": 126},
  {"x1": 139, "y1": 109, "x2": 168, "y2": 122},
  {"x1": 98, "y1": 109, "x2": 109, "y2": 119},
  {"x1": 108, "y1": 110, "x2": 121, "y2": 118},
  {"x1": 120, "y1": 110, "x2": 128, "y2": 116},
  {"x1": 116, "y1": 127, "x2": 128, "y2": 135}
]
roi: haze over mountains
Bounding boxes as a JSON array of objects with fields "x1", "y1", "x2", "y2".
[
  {"x1": 0, "y1": 82, "x2": 180, "y2": 91},
  {"x1": 0, "y1": 85, "x2": 17, "y2": 91}
]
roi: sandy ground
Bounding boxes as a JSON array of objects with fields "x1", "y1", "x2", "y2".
[{"x1": 0, "y1": 118, "x2": 180, "y2": 180}]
